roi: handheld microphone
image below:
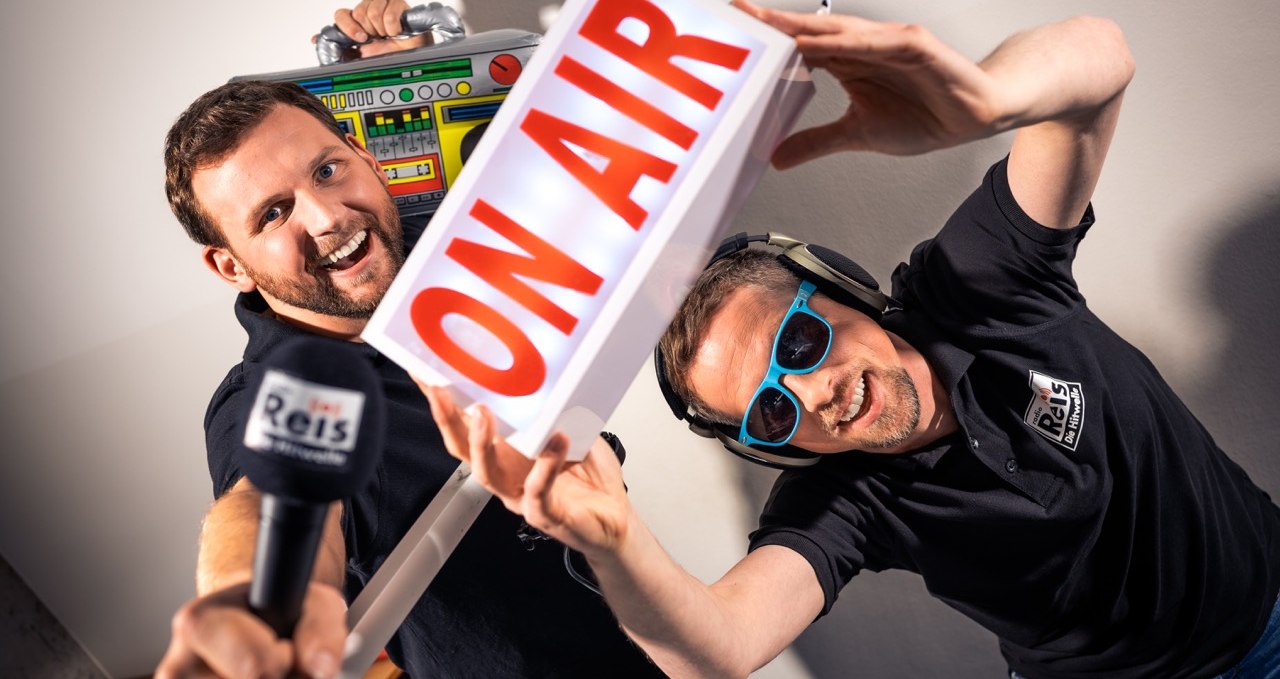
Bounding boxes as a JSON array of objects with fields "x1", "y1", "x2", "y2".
[{"x1": 238, "y1": 336, "x2": 385, "y2": 638}]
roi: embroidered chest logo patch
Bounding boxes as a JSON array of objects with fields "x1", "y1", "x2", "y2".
[{"x1": 1024, "y1": 370, "x2": 1086, "y2": 451}]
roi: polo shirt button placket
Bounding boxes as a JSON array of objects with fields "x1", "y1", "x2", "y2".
[{"x1": 1005, "y1": 458, "x2": 1019, "y2": 474}]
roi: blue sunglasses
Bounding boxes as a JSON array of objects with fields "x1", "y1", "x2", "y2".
[{"x1": 739, "y1": 280, "x2": 833, "y2": 447}]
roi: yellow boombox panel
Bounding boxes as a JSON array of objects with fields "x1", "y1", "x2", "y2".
[{"x1": 234, "y1": 29, "x2": 541, "y2": 218}]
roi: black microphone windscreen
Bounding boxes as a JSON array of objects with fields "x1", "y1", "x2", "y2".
[{"x1": 239, "y1": 336, "x2": 385, "y2": 503}]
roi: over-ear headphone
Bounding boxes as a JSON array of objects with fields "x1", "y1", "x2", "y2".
[{"x1": 653, "y1": 232, "x2": 899, "y2": 469}]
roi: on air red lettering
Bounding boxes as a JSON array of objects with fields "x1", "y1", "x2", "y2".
[
  {"x1": 579, "y1": 0, "x2": 750, "y2": 110},
  {"x1": 554, "y1": 56, "x2": 697, "y2": 150},
  {"x1": 411, "y1": 288, "x2": 547, "y2": 397},
  {"x1": 446, "y1": 199, "x2": 605, "y2": 335},
  {"x1": 521, "y1": 109, "x2": 676, "y2": 230}
]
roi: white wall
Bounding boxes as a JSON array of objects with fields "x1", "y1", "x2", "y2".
[{"x1": 0, "y1": 0, "x2": 1276, "y2": 677}]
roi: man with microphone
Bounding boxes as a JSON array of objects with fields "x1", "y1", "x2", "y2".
[
  {"x1": 154, "y1": 1, "x2": 664, "y2": 677},
  {"x1": 423, "y1": 2, "x2": 1280, "y2": 678}
]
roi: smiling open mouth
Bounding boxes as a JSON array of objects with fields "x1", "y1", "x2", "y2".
[
  {"x1": 839, "y1": 375, "x2": 868, "y2": 424},
  {"x1": 320, "y1": 230, "x2": 370, "y2": 272}
]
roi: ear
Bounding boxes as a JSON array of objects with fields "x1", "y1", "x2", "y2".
[
  {"x1": 202, "y1": 245, "x2": 257, "y2": 293},
  {"x1": 346, "y1": 133, "x2": 388, "y2": 188}
]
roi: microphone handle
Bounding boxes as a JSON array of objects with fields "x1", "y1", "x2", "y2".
[{"x1": 249, "y1": 494, "x2": 329, "y2": 639}]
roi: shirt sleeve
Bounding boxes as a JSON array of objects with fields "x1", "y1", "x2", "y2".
[
  {"x1": 749, "y1": 464, "x2": 886, "y2": 618},
  {"x1": 204, "y1": 365, "x2": 250, "y2": 499},
  {"x1": 891, "y1": 157, "x2": 1096, "y2": 337}
]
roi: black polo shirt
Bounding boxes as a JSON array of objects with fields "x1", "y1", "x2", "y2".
[
  {"x1": 749, "y1": 158, "x2": 1280, "y2": 678},
  {"x1": 203, "y1": 216, "x2": 663, "y2": 677}
]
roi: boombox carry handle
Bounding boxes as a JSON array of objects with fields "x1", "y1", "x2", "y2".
[{"x1": 315, "y1": 2, "x2": 466, "y2": 66}]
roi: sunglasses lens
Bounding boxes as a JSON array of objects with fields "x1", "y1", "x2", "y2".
[
  {"x1": 776, "y1": 312, "x2": 830, "y2": 371},
  {"x1": 746, "y1": 387, "x2": 798, "y2": 443}
]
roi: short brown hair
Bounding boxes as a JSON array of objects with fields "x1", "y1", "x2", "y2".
[
  {"x1": 163, "y1": 80, "x2": 346, "y2": 247},
  {"x1": 657, "y1": 250, "x2": 799, "y2": 424}
]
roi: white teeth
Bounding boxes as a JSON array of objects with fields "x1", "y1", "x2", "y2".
[
  {"x1": 840, "y1": 376, "x2": 867, "y2": 423},
  {"x1": 322, "y1": 230, "x2": 368, "y2": 266}
]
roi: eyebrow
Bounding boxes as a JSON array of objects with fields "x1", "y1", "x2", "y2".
[{"x1": 243, "y1": 145, "x2": 345, "y2": 231}]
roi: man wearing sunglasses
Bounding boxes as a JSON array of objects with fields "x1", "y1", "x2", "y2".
[{"x1": 424, "y1": 2, "x2": 1280, "y2": 678}]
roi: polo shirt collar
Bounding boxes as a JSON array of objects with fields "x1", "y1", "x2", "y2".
[
  {"x1": 882, "y1": 308, "x2": 974, "y2": 402},
  {"x1": 234, "y1": 291, "x2": 383, "y2": 363}
]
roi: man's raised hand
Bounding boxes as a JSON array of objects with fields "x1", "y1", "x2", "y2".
[
  {"x1": 733, "y1": 0, "x2": 1007, "y2": 165},
  {"x1": 419, "y1": 383, "x2": 633, "y2": 559}
]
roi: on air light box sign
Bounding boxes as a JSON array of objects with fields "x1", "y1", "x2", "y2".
[{"x1": 363, "y1": 0, "x2": 812, "y2": 458}]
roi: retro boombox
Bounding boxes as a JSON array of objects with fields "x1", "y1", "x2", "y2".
[{"x1": 234, "y1": 10, "x2": 540, "y2": 219}]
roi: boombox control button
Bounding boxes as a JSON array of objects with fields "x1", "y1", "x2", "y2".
[
  {"x1": 438, "y1": 83, "x2": 453, "y2": 97},
  {"x1": 456, "y1": 81, "x2": 471, "y2": 95},
  {"x1": 490, "y1": 54, "x2": 522, "y2": 86},
  {"x1": 380, "y1": 90, "x2": 395, "y2": 105},
  {"x1": 399, "y1": 88, "x2": 414, "y2": 103},
  {"x1": 418, "y1": 85, "x2": 434, "y2": 100}
]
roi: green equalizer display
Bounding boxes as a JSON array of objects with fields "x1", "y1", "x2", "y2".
[
  {"x1": 299, "y1": 58, "x2": 473, "y2": 94},
  {"x1": 364, "y1": 107, "x2": 433, "y2": 137}
]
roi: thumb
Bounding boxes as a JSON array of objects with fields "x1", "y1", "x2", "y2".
[
  {"x1": 292, "y1": 583, "x2": 347, "y2": 679},
  {"x1": 772, "y1": 119, "x2": 867, "y2": 169}
]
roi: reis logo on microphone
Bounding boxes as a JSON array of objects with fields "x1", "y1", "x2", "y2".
[
  {"x1": 244, "y1": 370, "x2": 365, "y2": 466},
  {"x1": 1023, "y1": 370, "x2": 1085, "y2": 451}
]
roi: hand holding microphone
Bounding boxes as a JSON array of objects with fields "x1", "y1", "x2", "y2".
[
  {"x1": 155, "y1": 336, "x2": 384, "y2": 679},
  {"x1": 240, "y1": 336, "x2": 385, "y2": 638}
]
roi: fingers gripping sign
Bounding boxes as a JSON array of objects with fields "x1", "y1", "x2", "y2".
[
  {"x1": 731, "y1": 0, "x2": 1005, "y2": 165},
  {"x1": 523, "y1": 432, "x2": 632, "y2": 558},
  {"x1": 419, "y1": 381, "x2": 535, "y2": 507},
  {"x1": 420, "y1": 382, "x2": 632, "y2": 559}
]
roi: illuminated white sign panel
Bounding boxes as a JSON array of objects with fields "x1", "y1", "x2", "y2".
[{"x1": 364, "y1": 0, "x2": 812, "y2": 458}]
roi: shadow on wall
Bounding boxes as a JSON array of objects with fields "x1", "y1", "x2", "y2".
[{"x1": 1188, "y1": 186, "x2": 1280, "y2": 495}]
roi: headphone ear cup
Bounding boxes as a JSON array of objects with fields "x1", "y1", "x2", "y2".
[
  {"x1": 778, "y1": 245, "x2": 891, "y2": 320},
  {"x1": 806, "y1": 244, "x2": 880, "y2": 291}
]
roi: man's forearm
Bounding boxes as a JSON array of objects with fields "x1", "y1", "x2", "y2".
[
  {"x1": 584, "y1": 510, "x2": 820, "y2": 678},
  {"x1": 586, "y1": 517, "x2": 749, "y2": 677},
  {"x1": 982, "y1": 16, "x2": 1134, "y2": 227},
  {"x1": 195, "y1": 477, "x2": 346, "y2": 595}
]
